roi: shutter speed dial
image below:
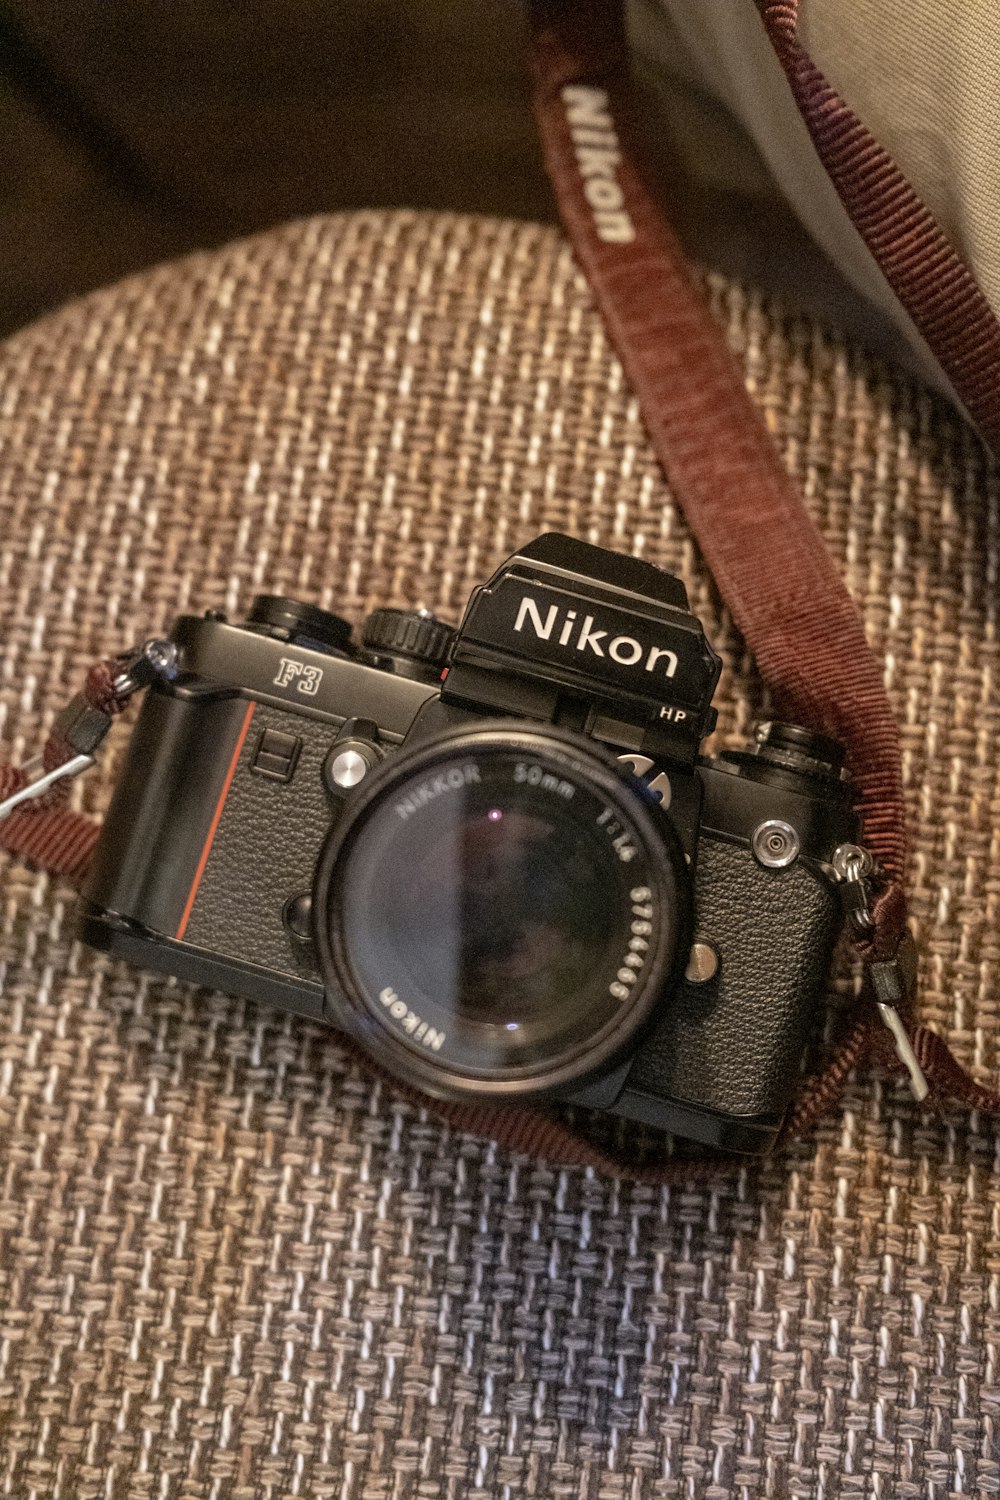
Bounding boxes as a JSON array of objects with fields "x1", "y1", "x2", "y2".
[{"x1": 361, "y1": 609, "x2": 456, "y2": 680}]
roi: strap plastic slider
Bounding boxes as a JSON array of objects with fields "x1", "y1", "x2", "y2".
[{"x1": 53, "y1": 694, "x2": 114, "y2": 757}]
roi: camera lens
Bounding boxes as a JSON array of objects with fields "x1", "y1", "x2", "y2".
[{"x1": 313, "y1": 726, "x2": 690, "y2": 1099}]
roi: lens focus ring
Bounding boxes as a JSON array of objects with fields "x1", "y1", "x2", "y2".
[{"x1": 312, "y1": 723, "x2": 692, "y2": 1100}]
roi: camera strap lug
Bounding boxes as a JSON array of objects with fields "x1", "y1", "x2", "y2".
[
  {"x1": 0, "y1": 637, "x2": 178, "y2": 823},
  {"x1": 111, "y1": 638, "x2": 179, "y2": 698},
  {"x1": 831, "y1": 842, "x2": 876, "y2": 936}
]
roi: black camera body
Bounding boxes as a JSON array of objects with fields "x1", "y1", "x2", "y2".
[{"x1": 81, "y1": 535, "x2": 859, "y2": 1153}]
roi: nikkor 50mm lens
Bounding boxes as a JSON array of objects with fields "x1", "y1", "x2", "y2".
[{"x1": 312, "y1": 725, "x2": 690, "y2": 1100}]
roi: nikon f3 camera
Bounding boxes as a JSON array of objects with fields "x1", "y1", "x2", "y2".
[{"x1": 81, "y1": 535, "x2": 861, "y2": 1152}]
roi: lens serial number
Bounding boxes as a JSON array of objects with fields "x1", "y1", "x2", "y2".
[{"x1": 610, "y1": 886, "x2": 655, "y2": 1001}]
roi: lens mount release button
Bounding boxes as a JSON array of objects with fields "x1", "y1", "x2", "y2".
[{"x1": 685, "y1": 940, "x2": 720, "y2": 984}]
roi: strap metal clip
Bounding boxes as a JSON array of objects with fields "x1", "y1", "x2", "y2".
[
  {"x1": 832, "y1": 842, "x2": 876, "y2": 937},
  {"x1": 112, "y1": 637, "x2": 179, "y2": 698}
]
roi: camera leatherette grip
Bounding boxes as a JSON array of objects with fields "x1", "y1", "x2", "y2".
[
  {"x1": 622, "y1": 836, "x2": 840, "y2": 1121},
  {"x1": 180, "y1": 701, "x2": 335, "y2": 988}
]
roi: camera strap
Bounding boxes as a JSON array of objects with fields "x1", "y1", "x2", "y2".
[{"x1": 525, "y1": 0, "x2": 1000, "y2": 1129}]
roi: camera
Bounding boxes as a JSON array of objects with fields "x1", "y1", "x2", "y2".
[{"x1": 80, "y1": 534, "x2": 860, "y2": 1153}]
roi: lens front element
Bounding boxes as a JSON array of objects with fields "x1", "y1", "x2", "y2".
[{"x1": 314, "y1": 728, "x2": 688, "y2": 1098}]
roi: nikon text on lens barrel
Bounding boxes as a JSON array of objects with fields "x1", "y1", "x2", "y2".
[{"x1": 80, "y1": 535, "x2": 862, "y2": 1153}]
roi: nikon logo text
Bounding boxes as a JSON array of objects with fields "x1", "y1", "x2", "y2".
[
  {"x1": 394, "y1": 763, "x2": 481, "y2": 820},
  {"x1": 561, "y1": 84, "x2": 635, "y2": 244},
  {"x1": 379, "y1": 988, "x2": 446, "y2": 1051},
  {"x1": 513, "y1": 595, "x2": 678, "y2": 677}
]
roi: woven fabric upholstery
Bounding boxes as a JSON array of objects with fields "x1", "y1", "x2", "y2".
[{"x1": 1, "y1": 211, "x2": 999, "y2": 1498}]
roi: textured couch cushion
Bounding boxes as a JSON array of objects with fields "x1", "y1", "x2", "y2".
[{"x1": 0, "y1": 211, "x2": 998, "y2": 1497}]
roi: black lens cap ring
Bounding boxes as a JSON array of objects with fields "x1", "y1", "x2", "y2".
[{"x1": 312, "y1": 722, "x2": 691, "y2": 1101}]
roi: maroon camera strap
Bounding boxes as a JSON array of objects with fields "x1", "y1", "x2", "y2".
[
  {"x1": 0, "y1": 660, "x2": 122, "y2": 878},
  {"x1": 2, "y1": 0, "x2": 999, "y2": 1177},
  {"x1": 524, "y1": 0, "x2": 1000, "y2": 1129}
]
